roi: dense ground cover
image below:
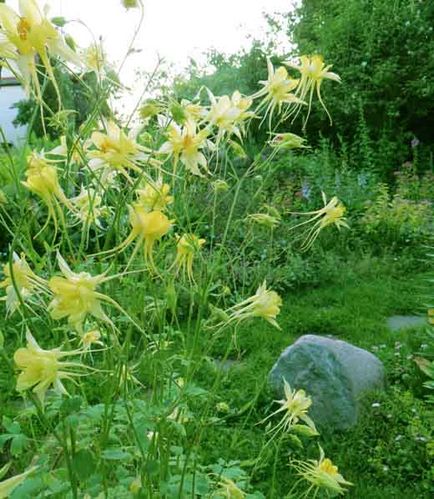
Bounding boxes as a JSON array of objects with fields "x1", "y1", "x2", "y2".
[{"x1": 0, "y1": 0, "x2": 433, "y2": 498}]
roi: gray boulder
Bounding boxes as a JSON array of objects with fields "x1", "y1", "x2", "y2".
[{"x1": 268, "y1": 334, "x2": 385, "y2": 431}]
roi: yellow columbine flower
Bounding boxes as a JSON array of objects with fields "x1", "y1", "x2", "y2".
[
  {"x1": 159, "y1": 120, "x2": 211, "y2": 177},
  {"x1": 285, "y1": 55, "x2": 341, "y2": 125},
  {"x1": 80, "y1": 329, "x2": 104, "y2": 350},
  {"x1": 0, "y1": 0, "x2": 81, "y2": 99},
  {"x1": 70, "y1": 186, "x2": 109, "y2": 228},
  {"x1": 22, "y1": 151, "x2": 72, "y2": 234},
  {"x1": 292, "y1": 447, "x2": 352, "y2": 497},
  {"x1": 48, "y1": 253, "x2": 113, "y2": 333},
  {"x1": 206, "y1": 90, "x2": 254, "y2": 139},
  {"x1": 87, "y1": 121, "x2": 150, "y2": 183},
  {"x1": 173, "y1": 233, "x2": 205, "y2": 282},
  {"x1": 115, "y1": 206, "x2": 172, "y2": 270},
  {"x1": 253, "y1": 58, "x2": 305, "y2": 127},
  {"x1": 224, "y1": 281, "x2": 282, "y2": 329},
  {"x1": 263, "y1": 378, "x2": 317, "y2": 437},
  {"x1": 291, "y1": 192, "x2": 349, "y2": 251},
  {"x1": 0, "y1": 253, "x2": 47, "y2": 315},
  {"x1": 14, "y1": 330, "x2": 84, "y2": 404},
  {"x1": 83, "y1": 42, "x2": 106, "y2": 74},
  {"x1": 136, "y1": 179, "x2": 173, "y2": 212},
  {"x1": 0, "y1": 464, "x2": 38, "y2": 499}
]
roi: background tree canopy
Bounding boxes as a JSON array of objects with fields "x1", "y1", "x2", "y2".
[{"x1": 173, "y1": 0, "x2": 434, "y2": 175}]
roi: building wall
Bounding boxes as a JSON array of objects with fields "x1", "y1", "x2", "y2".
[{"x1": 0, "y1": 72, "x2": 28, "y2": 146}]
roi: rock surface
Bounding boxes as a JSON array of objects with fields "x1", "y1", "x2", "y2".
[
  {"x1": 269, "y1": 334, "x2": 385, "y2": 431},
  {"x1": 387, "y1": 315, "x2": 426, "y2": 332}
]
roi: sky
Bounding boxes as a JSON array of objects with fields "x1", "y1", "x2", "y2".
[{"x1": 7, "y1": 0, "x2": 298, "y2": 115}]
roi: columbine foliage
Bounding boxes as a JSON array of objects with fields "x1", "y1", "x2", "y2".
[{"x1": 0, "y1": 1, "x2": 354, "y2": 497}]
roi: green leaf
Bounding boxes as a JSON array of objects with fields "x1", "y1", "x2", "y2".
[
  {"x1": 72, "y1": 449, "x2": 96, "y2": 480},
  {"x1": 101, "y1": 449, "x2": 132, "y2": 461},
  {"x1": 10, "y1": 434, "x2": 28, "y2": 456}
]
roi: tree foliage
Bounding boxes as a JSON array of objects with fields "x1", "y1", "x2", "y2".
[{"x1": 288, "y1": 0, "x2": 434, "y2": 151}]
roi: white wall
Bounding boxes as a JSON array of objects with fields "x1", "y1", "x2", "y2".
[{"x1": 0, "y1": 72, "x2": 28, "y2": 146}]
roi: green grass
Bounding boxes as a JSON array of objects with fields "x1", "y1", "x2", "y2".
[{"x1": 193, "y1": 254, "x2": 432, "y2": 498}]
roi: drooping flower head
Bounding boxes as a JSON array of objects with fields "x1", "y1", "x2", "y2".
[
  {"x1": 290, "y1": 192, "x2": 349, "y2": 251},
  {"x1": 253, "y1": 58, "x2": 305, "y2": 127},
  {"x1": 173, "y1": 233, "x2": 205, "y2": 282},
  {"x1": 22, "y1": 151, "x2": 73, "y2": 234},
  {"x1": 48, "y1": 253, "x2": 113, "y2": 333},
  {"x1": 285, "y1": 55, "x2": 341, "y2": 125},
  {"x1": 222, "y1": 281, "x2": 282, "y2": 329},
  {"x1": 87, "y1": 121, "x2": 150, "y2": 183},
  {"x1": 0, "y1": 0, "x2": 81, "y2": 99},
  {"x1": 159, "y1": 120, "x2": 211, "y2": 177},
  {"x1": 0, "y1": 253, "x2": 47, "y2": 315},
  {"x1": 292, "y1": 446, "x2": 352, "y2": 497},
  {"x1": 14, "y1": 330, "x2": 84, "y2": 404},
  {"x1": 113, "y1": 205, "x2": 172, "y2": 270},
  {"x1": 262, "y1": 378, "x2": 317, "y2": 438},
  {"x1": 135, "y1": 178, "x2": 173, "y2": 212}
]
